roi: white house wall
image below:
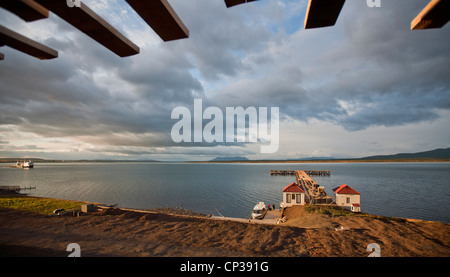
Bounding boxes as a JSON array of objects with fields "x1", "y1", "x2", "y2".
[
  {"x1": 283, "y1": 192, "x2": 305, "y2": 207},
  {"x1": 336, "y1": 194, "x2": 360, "y2": 208}
]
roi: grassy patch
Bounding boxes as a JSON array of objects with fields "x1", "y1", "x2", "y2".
[
  {"x1": 304, "y1": 205, "x2": 357, "y2": 217},
  {"x1": 0, "y1": 195, "x2": 85, "y2": 215},
  {"x1": 304, "y1": 205, "x2": 408, "y2": 223}
]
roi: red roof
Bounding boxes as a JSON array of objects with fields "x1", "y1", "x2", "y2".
[
  {"x1": 332, "y1": 184, "x2": 360, "y2": 195},
  {"x1": 283, "y1": 182, "x2": 305, "y2": 193},
  {"x1": 351, "y1": 203, "x2": 360, "y2": 207}
]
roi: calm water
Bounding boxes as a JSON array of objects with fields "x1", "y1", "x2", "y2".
[{"x1": 0, "y1": 162, "x2": 449, "y2": 223}]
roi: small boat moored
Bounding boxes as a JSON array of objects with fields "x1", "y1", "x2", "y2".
[
  {"x1": 23, "y1": 160, "x2": 34, "y2": 168},
  {"x1": 12, "y1": 160, "x2": 34, "y2": 168},
  {"x1": 251, "y1": 201, "x2": 267, "y2": 220}
]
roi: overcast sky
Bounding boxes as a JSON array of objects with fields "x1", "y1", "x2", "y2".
[{"x1": 1, "y1": 0, "x2": 449, "y2": 161}]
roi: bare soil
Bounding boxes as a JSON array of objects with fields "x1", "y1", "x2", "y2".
[{"x1": 0, "y1": 206, "x2": 448, "y2": 257}]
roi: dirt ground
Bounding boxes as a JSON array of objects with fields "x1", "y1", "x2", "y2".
[{"x1": 0, "y1": 206, "x2": 448, "y2": 257}]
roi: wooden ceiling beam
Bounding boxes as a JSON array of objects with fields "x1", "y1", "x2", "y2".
[
  {"x1": 304, "y1": 0, "x2": 346, "y2": 29},
  {"x1": 125, "y1": 0, "x2": 189, "y2": 41},
  {"x1": 0, "y1": 0, "x2": 49, "y2": 22},
  {"x1": 411, "y1": 0, "x2": 450, "y2": 30},
  {"x1": 0, "y1": 25, "x2": 58, "y2": 60},
  {"x1": 34, "y1": 0, "x2": 139, "y2": 57},
  {"x1": 224, "y1": 0, "x2": 258, "y2": 8}
]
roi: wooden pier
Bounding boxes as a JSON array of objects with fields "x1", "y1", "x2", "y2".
[
  {"x1": 304, "y1": 170, "x2": 331, "y2": 176},
  {"x1": 270, "y1": 170, "x2": 331, "y2": 176},
  {"x1": 0, "y1": 186, "x2": 36, "y2": 194},
  {"x1": 270, "y1": 170, "x2": 296, "y2": 176},
  {"x1": 271, "y1": 170, "x2": 333, "y2": 204},
  {"x1": 295, "y1": 171, "x2": 332, "y2": 204}
]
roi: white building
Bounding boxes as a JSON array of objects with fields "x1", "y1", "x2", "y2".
[
  {"x1": 332, "y1": 184, "x2": 361, "y2": 212},
  {"x1": 282, "y1": 182, "x2": 305, "y2": 207}
]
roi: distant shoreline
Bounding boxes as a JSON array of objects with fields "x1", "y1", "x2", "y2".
[
  {"x1": 190, "y1": 158, "x2": 450, "y2": 163},
  {"x1": 1, "y1": 158, "x2": 449, "y2": 164}
]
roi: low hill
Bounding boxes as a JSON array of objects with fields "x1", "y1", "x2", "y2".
[
  {"x1": 359, "y1": 148, "x2": 450, "y2": 160},
  {"x1": 210, "y1": 156, "x2": 249, "y2": 162}
]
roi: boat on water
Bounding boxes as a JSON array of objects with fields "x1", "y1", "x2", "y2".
[
  {"x1": 13, "y1": 160, "x2": 34, "y2": 168},
  {"x1": 251, "y1": 201, "x2": 267, "y2": 220}
]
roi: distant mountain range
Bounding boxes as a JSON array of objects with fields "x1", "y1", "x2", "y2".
[
  {"x1": 1, "y1": 148, "x2": 449, "y2": 163},
  {"x1": 210, "y1": 156, "x2": 249, "y2": 161},
  {"x1": 209, "y1": 148, "x2": 450, "y2": 162},
  {"x1": 358, "y1": 148, "x2": 450, "y2": 160}
]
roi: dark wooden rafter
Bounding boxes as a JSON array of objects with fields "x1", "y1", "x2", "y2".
[
  {"x1": 126, "y1": 0, "x2": 189, "y2": 41},
  {"x1": 0, "y1": 0, "x2": 49, "y2": 22},
  {"x1": 34, "y1": 0, "x2": 139, "y2": 57},
  {"x1": 224, "y1": 0, "x2": 258, "y2": 8},
  {"x1": 411, "y1": 0, "x2": 450, "y2": 30},
  {"x1": 304, "y1": 0, "x2": 346, "y2": 29},
  {"x1": 0, "y1": 24, "x2": 58, "y2": 60}
]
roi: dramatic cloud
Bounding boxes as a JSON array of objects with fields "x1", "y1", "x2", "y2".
[{"x1": 0, "y1": 0, "x2": 449, "y2": 160}]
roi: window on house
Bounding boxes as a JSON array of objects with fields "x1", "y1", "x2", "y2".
[
  {"x1": 296, "y1": 194, "x2": 301, "y2": 203},
  {"x1": 287, "y1": 194, "x2": 291, "y2": 203},
  {"x1": 346, "y1": 197, "x2": 350, "y2": 204},
  {"x1": 292, "y1": 194, "x2": 295, "y2": 200}
]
